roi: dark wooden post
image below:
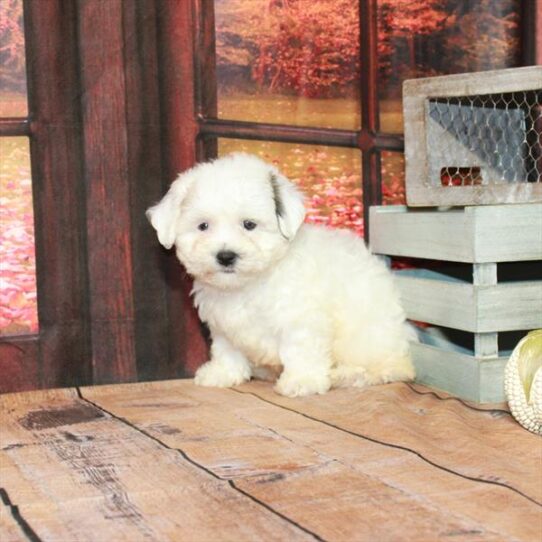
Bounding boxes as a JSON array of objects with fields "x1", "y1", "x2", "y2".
[
  {"x1": 23, "y1": 0, "x2": 91, "y2": 389},
  {"x1": 77, "y1": 0, "x2": 137, "y2": 383},
  {"x1": 156, "y1": 0, "x2": 209, "y2": 375}
]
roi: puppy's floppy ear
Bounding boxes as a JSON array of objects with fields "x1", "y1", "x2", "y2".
[
  {"x1": 269, "y1": 172, "x2": 306, "y2": 239},
  {"x1": 146, "y1": 172, "x2": 194, "y2": 249}
]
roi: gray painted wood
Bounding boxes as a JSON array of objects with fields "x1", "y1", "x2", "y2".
[
  {"x1": 474, "y1": 333, "x2": 499, "y2": 359},
  {"x1": 472, "y1": 263, "x2": 496, "y2": 286},
  {"x1": 370, "y1": 205, "x2": 542, "y2": 263},
  {"x1": 411, "y1": 342, "x2": 507, "y2": 403},
  {"x1": 472, "y1": 265, "x2": 498, "y2": 359},
  {"x1": 394, "y1": 270, "x2": 542, "y2": 332}
]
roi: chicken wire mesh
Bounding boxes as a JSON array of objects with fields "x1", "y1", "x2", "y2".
[{"x1": 426, "y1": 89, "x2": 542, "y2": 187}]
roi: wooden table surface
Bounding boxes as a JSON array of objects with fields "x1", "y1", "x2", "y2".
[{"x1": 1, "y1": 379, "x2": 541, "y2": 541}]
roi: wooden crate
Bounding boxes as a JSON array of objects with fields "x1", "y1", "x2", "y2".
[
  {"x1": 369, "y1": 204, "x2": 542, "y2": 403},
  {"x1": 403, "y1": 66, "x2": 542, "y2": 207}
]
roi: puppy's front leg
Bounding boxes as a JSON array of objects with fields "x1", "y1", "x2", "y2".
[
  {"x1": 194, "y1": 334, "x2": 251, "y2": 388},
  {"x1": 275, "y1": 327, "x2": 332, "y2": 397}
]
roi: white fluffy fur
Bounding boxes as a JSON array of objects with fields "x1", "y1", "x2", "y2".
[{"x1": 147, "y1": 153, "x2": 415, "y2": 397}]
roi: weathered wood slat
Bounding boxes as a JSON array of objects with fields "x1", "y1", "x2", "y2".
[
  {"x1": 82, "y1": 380, "x2": 542, "y2": 542},
  {"x1": 370, "y1": 206, "x2": 474, "y2": 262},
  {"x1": 233, "y1": 382, "x2": 542, "y2": 501},
  {"x1": 0, "y1": 388, "x2": 314, "y2": 541},
  {"x1": 79, "y1": 0, "x2": 137, "y2": 384},
  {"x1": 410, "y1": 342, "x2": 508, "y2": 403},
  {"x1": 404, "y1": 66, "x2": 542, "y2": 97},
  {"x1": 2, "y1": 381, "x2": 540, "y2": 541},
  {"x1": 395, "y1": 270, "x2": 542, "y2": 333},
  {"x1": 369, "y1": 205, "x2": 542, "y2": 263},
  {"x1": 12, "y1": 1, "x2": 91, "y2": 391}
]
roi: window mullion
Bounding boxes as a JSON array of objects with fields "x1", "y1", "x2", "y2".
[
  {"x1": 0, "y1": 118, "x2": 31, "y2": 137},
  {"x1": 359, "y1": 0, "x2": 382, "y2": 241},
  {"x1": 199, "y1": 118, "x2": 359, "y2": 148}
]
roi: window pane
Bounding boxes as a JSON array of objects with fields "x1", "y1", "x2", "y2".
[
  {"x1": 218, "y1": 140, "x2": 363, "y2": 235},
  {"x1": 0, "y1": 0, "x2": 28, "y2": 116},
  {"x1": 381, "y1": 151, "x2": 405, "y2": 205},
  {"x1": 215, "y1": 0, "x2": 361, "y2": 130},
  {"x1": 377, "y1": 0, "x2": 522, "y2": 133},
  {"x1": 0, "y1": 137, "x2": 37, "y2": 335}
]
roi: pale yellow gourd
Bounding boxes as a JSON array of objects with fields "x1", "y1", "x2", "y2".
[{"x1": 504, "y1": 329, "x2": 542, "y2": 435}]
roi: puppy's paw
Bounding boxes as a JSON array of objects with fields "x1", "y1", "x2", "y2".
[
  {"x1": 275, "y1": 372, "x2": 331, "y2": 397},
  {"x1": 194, "y1": 360, "x2": 251, "y2": 388}
]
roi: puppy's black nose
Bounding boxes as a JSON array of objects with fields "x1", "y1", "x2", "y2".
[{"x1": 216, "y1": 250, "x2": 238, "y2": 267}]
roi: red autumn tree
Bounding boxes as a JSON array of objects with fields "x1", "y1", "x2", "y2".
[
  {"x1": 252, "y1": 0, "x2": 456, "y2": 97},
  {"x1": 377, "y1": 0, "x2": 451, "y2": 85},
  {"x1": 253, "y1": 0, "x2": 360, "y2": 98}
]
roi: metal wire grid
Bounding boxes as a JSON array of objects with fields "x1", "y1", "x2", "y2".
[{"x1": 427, "y1": 90, "x2": 542, "y2": 187}]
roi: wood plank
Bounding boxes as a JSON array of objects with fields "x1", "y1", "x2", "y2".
[
  {"x1": 472, "y1": 264, "x2": 500, "y2": 359},
  {"x1": 370, "y1": 206, "x2": 475, "y2": 262},
  {"x1": 235, "y1": 381, "x2": 541, "y2": 501},
  {"x1": 477, "y1": 281, "x2": 542, "y2": 331},
  {"x1": 406, "y1": 183, "x2": 542, "y2": 210},
  {"x1": 396, "y1": 270, "x2": 542, "y2": 333},
  {"x1": 471, "y1": 205, "x2": 542, "y2": 263},
  {"x1": 395, "y1": 270, "x2": 476, "y2": 331},
  {"x1": 121, "y1": 1, "x2": 172, "y2": 381},
  {"x1": 0, "y1": 388, "x2": 315, "y2": 541},
  {"x1": 83, "y1": 380, "x2": 541, "y2": 541},
  {"x1": 410, "y1": 342, "x2": 508, "y2": 403},
  {"x1": 404, "y1": 66, "x2": 542, "y2": 97},
  {"x1": 1, "y1": 452, "x2": 74, "y2": 540},
  {"x1": 16, "y1": 1, "x2": 91, "y2": 390},
  {"x1": 474, "y1": 332, "x2": 499, "y2": 359},
  {"x1": 78, "y1": 0, "x2": 137, "y2": 383},
  {"x1": 370, "y1": 205, "x2": 542, "y2": 263},
  {"x1": 473, "y1": 264, "x2": 498, "y2": 355}
]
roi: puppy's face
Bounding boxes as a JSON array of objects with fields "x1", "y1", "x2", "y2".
[{"x1": 147, "y1": 153, "x2": 306, "y2": 290}]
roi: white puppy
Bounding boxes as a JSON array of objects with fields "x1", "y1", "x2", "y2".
[{"x1": 147, "y1": 153, "x2": 415, "y2": 397}]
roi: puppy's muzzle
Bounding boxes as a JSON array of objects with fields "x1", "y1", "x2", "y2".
[{"x1": 216, "y1": 250, "x2": 239, "y2": 268}]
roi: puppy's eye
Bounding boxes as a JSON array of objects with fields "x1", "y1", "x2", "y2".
[
  {"x1": 243, "y1": 220, "x2": 257, "y2": 231},
  {"x1": 198, "y1": 222, "x2": 209, "y2": 231}
]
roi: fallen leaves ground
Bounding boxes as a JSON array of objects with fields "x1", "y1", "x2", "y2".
[{"x1": 0, "y1": 137, "x2": 38, "y2": 335}]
